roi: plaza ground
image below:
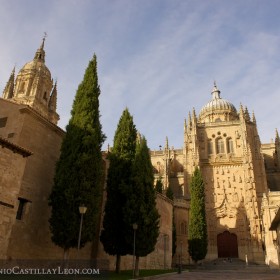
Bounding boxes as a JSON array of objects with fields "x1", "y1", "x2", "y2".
[{"x1": 153, "y1": 270, "x2": 280, "y2": 280}]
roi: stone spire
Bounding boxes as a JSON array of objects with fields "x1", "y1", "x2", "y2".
[
  {"x1": 34, "y1": 35, "x2": 46, "y2": 63},
  {"x1": 275, "y1": 129, "x2": 280, "y2": 145},
  {"x1": 244, "y1": 106, "x2": 250, "y2": 122},
  {"x1": 2, "y1": 67, "x2": 15, "y2": 99},
  {"x1": 188, "y1": 111, "x2": 192, "y2": 128},
  {"x1": 192, "y1": 107, "x2": 197, "y2": 123},
  {"x1": 252, "y1": 111, "x2": 256, "y2": 124},
  {"x1": 239, "y1": 103, "x2": 245, "y2": 120},
  {"x1": 164, "y1": 136, "x2": 169, "y2": 150}
]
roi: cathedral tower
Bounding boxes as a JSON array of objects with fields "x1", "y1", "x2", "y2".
[
  {"x1": 2, "y1": 38, "x2": 59, "y2": 124},
  {"x1": 184, "y1": 83, "x2": 267, "y2": 263}
]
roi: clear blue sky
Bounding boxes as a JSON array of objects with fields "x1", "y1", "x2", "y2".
[{"x1": 0, "y1": 0, "x2": 280, "y2": 150}]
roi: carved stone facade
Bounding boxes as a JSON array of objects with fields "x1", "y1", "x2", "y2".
[{"x1": 151, "y1": 83, "x2": 280, "y2": 268}]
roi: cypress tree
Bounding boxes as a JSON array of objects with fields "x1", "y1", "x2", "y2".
[
  {"x1": 49, "y1": 54, "x2": 105, "y2": 256},
  {"x1": 165, "y1": 186, "x2": 174, "y2": 200},
  {"x1": 155, "y1": 178, "x2": 163, "y2": 193},
  {"x1": 100, "y1": 108, "x2": 137, "y2": 273},
  {"x1": 124, "y1": 136, "x2": 160, "y2": 276},
  {"x1": 188, "y1": 167, "x2": 208, "y2": 263}
]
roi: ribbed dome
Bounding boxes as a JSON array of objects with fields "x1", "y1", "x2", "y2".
[
  {"x1": 199, "y1": 83, "x2": 238, "y2": 122},
  {"x1": 20, "y1": 59, "x2": 51, "y2": 78}
]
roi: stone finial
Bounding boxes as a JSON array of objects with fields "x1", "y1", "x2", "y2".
[
  {"x1": 165, "y1": 136, "x2": 169, "y2": 150},
  {"x1": 211, "y1": 81, "x2": 221, "y2": 100},
  {"x1": 188, "y1": 112, "x2": 192, "y2": 127},
  {"x1": 239, "y1": 103, "x2": 244, "y2": 119},
  {"x1": 275, "y1": 128, "x2": 280, "y2": 145},
  {"x1": 192, "y1": 107, "x2": 197, "y2": 122},
  {"x1": 252, "y1": 111, "x2": 256, "y2": 123},
  {"x1": 244, "y1": 107, "x2": 250, "y2": 122},
  {"x1": 2, "y1": 67, "x2": 15, "y2": 99}
]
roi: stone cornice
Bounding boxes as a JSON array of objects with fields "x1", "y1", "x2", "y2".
[
  {"x1": 0, "y1": 98, "x2": 65, "y2": 137},
  {"x1": 19, "y1": 107, "x2": 65, "y2": 137},
  {"x1": 156, "y1": 192, "x2": 174, "y2": 206},
  {"x1": 0, "y1": 136, "x2": 32, "y2": 157}
]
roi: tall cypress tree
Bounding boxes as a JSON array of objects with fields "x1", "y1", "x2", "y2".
[
  {"x1": 49, "y1": 54, "x2": 105, "y2": 256},
  {"x1": 188, "y1": 166, "x2": 208, "y2": 263},
  {"x1": 124, "y1": 136, "x2": 160, "y2": 276},
  {"x1": 100, "y1": 108, "x2": 137, "y2": 273}
]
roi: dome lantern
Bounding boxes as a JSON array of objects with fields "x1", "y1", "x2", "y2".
[{"x1": 199, "y1": 82, "x2": 238, "y2": 123}]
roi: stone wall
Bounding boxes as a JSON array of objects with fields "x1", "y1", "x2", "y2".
[
  {"x1": 262, "y1": 191, "x2": 280, "y2": 268},
  {"x1": 0, "y1": 143, "x2": 28, "y2": 259},
  {"x1": 97, "y1": 193, "x2": 173, "y2": 270}
]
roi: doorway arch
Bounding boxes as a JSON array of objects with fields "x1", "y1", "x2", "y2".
[{"x1": 217, "y1": 231, "x2": 238, "y2": 258}]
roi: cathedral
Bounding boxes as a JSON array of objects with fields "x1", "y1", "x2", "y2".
[
  {"x1": 150, "y1": 84, "x2": 280, "y2": 267},
  {"x1": 0, "y1": 40, "x2": 280, "y2": 270}
]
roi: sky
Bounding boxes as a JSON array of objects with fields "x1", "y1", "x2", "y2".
[{"x1": 0, "y1": 0, "x2": 280, "y2": 150}]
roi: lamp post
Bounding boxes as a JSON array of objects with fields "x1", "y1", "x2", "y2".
[
  {"x1": 180, "y1": 240, "x2": 183, "y2": 271},
  {"x1": 178, "y1": 240, "x2": 182, "y2": 274},
  {"x1": 77, "y1": 205, "x2": 87, "y2": 255},
  {"x1": 132, "y1": 223, "x2": 138, "y2": 279},
  {"x1": 163, "y1": 234, "x2": 167, "y2": 269}
]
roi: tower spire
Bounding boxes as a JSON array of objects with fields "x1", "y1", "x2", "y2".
[
  {"x1": 165, "y1": 136, "x2": 169, "y2": 150},
  {"x1": 276, "y1": 128, "x2": 280, "y2": 145},
  {"x1": 244, "y1": 106, "x2": 250, "y2": 122},
  {"x1": 252, "y1": 111, "x2": 256, "y2": 123},
  {"x1": 34, "y1": 33, "x2": 47, "y2": 62},
  {"x1": 2, "y1": 67, "x2": 15, "y2": 99}
]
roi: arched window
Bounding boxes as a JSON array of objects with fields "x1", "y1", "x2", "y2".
[
  {"x1": 217, "y1": 138, "x2": 225, "y2": 154},
  {"x1": 208, "y1": 139, "x2": 213, "y2": 155},
  {"x1": 227, "y1": 138, "x2": 234, "y2": 153},
  {"x1": 20, "y1": 81, "x2": 25, "y2": 92}
]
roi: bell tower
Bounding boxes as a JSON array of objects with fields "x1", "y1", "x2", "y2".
[{"x1": 2, "y1": 36, "x2": 59, "y2": 125}]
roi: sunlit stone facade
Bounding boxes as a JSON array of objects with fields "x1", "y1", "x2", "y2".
[{"x1": 151, "y1": 83, "x2": 280, "y2": 267}]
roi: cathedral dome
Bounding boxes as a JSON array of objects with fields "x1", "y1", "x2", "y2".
[
  {"x1": 199, "y1": 83, "x2": 238, "y2": 123},
  {"x1": 19, "y1": 59, "x2": 51, "y2": 79}
]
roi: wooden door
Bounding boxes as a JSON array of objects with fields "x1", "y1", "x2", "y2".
[{"x1": 217, "y1": 231, "x2": 238, "y2": 258}]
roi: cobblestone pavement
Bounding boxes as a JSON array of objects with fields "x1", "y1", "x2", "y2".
[{"x1": 153, "y1": 270, "x2": 280, "y2": 280}]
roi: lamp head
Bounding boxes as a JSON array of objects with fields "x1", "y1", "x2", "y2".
[{"x1": 79, "y1": 205, "x2": 87, "y2": 214}]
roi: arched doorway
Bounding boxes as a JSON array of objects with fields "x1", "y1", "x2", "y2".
[{"x1": 217, "y1": 231, "x2": 238, "y2": 258}]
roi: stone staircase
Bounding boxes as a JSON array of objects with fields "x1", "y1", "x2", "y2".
[{"x1": 190, "y1": 258, "x2": 272, "y2": 273}]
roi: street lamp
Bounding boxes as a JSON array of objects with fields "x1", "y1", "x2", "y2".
[
  {"x1": 77, "y1": 205, "x2": 87, "y2": 254},
  {"x1": 132, "y1": 223, "x2": 138, "y2": 279}
]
